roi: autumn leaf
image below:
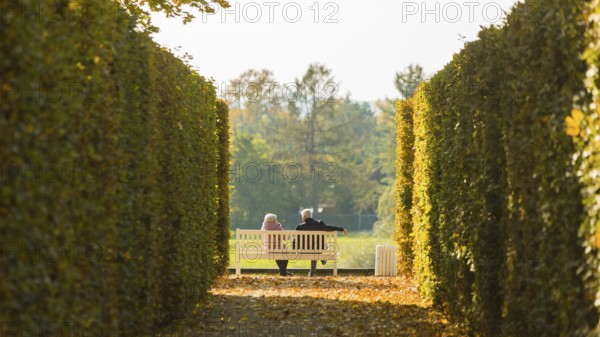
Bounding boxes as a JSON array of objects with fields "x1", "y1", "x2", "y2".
[
  {"x1": 158, "y1": 275, "x2": 465, "y2": 337},
  {"x1": 566, "y1": 109, "x2": 583, "y2": 137}
]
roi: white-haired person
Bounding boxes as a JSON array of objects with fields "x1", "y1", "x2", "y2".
[
  {"x1": 296, "y1": 208, "x2": 348, "y2": 277},
  {"x1": 261, "y1": 213, "x2": 293, "y2": 276}
]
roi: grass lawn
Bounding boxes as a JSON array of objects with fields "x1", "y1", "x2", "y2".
[{"x1": 227, "y1": 231, "x2": 394, "y2": 269}]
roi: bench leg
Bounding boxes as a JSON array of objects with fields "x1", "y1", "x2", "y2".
[{"x1": 333, "y1": 256, "x2": 338, "y2": 276}]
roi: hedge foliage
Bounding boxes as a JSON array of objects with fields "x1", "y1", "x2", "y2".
[
  {"x1": 579, "y1": 1, "x2": 600, "y2": 335},
  {"x1": 214, "y1": 99, "x2": 231, "y2": 276},
  {"x1": 0, "y1": 0, "x2": 230, "y2": 335},
  {"x1": 394, "y1": 99, "x2": 414, "y2": 276},
  {"x1": 395, "y1": 0, "x2": 600, "y2": 335}
]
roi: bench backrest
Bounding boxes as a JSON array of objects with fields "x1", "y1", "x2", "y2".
[{"x1": 235, "y1": 229, "x2": 338, "y2": 253}]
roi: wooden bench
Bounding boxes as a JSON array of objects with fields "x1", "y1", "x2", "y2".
[{"x1": 235, "y1": 229, "x2": 339, "y2": 276}]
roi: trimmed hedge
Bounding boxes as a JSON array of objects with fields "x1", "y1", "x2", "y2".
[
  {"x1": 409, "y1": 83, "x2": 437, "y2": 300},
  {"x1": 578, "y1": 1, "x2": 600, "y2": 335},
  {"x1": 0, "y1": 0, "x2": 229, "y2": 335},
  {"x1": 394, "y1": 99, "x2": 415, "y2": 276},
  {"x1": 214, "y1": 99, "x2": 231, "y2": 276},
  {"x1": 395, "y1": 0, "x2": 600, "y2": 335}
]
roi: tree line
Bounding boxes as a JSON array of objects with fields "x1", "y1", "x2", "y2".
[{"x1": 226, "y1": 65, "x2": 404, "y2": 232}]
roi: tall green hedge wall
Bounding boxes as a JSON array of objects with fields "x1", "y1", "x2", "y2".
[
  {"x1": 579, "y1": 1, "x2": 600, "y2": 335},
  {"x1": 394, "y1": 99, "x2": 415, "y2": 276},
  {"x1": 214, "y1": 99, "x2": 231, "y2": 276},
  {"x1": 0, "y1": 0, "x2": 230, "y2": 335},
  {"x1": 395, "y1": 0, "x2": 600, "y2": 335}
]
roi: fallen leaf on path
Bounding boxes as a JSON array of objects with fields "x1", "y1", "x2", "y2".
[{"x1": 158, "y1": 275, "x2": 465, "y2": 337}]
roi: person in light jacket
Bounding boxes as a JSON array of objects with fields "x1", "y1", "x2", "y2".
[
  {"x1": 261, "y1": 213, "x2": 293, "y2": 276},
  {"x1": 296, "y1": 208, "x2": 348, "y2": 277}
]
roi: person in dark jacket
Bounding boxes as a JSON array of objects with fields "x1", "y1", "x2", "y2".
[{"x1": 296, "y1": 208, "x2": 348, "y2": 276}]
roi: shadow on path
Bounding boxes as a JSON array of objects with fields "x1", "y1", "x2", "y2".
[{"x1": 159, "y1": 275, "x2": 464, "y2": 337}]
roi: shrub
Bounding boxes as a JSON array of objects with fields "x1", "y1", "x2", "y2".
[
  {"x1": 214, "y1": 99, "x2": 231, "y2": 276},
  {"x1": 0, "y1": 1, "x2": 228, "y2": 335},
  {"x1": 397, "y1": 0, "x2": 600, "y2": 334},
  {"x1": 393, "y1": 99, "x2": 415, "y2": 275}
]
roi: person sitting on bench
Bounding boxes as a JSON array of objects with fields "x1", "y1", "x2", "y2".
[
  {"x1": 261, "y1": 213, "x2": 293, "y2": 276},
  {"x1": 296, "y1": 208, "x2": 348, "y2": 277}
]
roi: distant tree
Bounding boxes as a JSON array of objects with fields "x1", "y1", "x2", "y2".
[
  {"x1": 229, "y1": 133, "x2": 299, "y2": 228},
  {"x1": 227, "y1": 69, "x2": 296, "y2": 158},
  {"x1": 228, "y1": 69, "x2": 284, "y2": 112},
  {"x1": 332, "y1": 98, "x2": 380, "y2": 213},
  {"x1": 288, "y1": 64, "x2": 375, "y2": 212},
  {"x1": 373, "y1": 184, "x2": 395, "y2": 237},
  {"x1": 286, "y1": 64, "x2": 340, "y2": 211},
  {"x1": 365, "y1": 99, "x2": 398, "y2": 235},
  {"x1": 227, "y1": 70, "x2": 277, "y2": 133},
  {"x1": 371, "y1": 99, "x2": 397, "y2": 180},
  {"x1": 228, "y1": 66, "x2": 388, "y2": 228},
  {"x1": 119, "y1": 0, "x2": 229, "y2": 29},
  {"x1": 394, "y1": 64, "x2": 425, "y2": 99}
]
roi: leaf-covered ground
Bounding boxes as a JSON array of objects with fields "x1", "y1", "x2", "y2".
[{"x1": 159, "y1": 275, "x2": 465, "y2": 337}]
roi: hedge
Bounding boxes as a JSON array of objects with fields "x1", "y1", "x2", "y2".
[
  {"x1": 394, "y1": 99, "x2": 414, "y2": 276},
  {"x1": 214, "y1": 99, "x2": 231, "y2": 276},
  {"x1": 579, "y1": 1, "x2": 600, "y2": 335},
  {"x1": 395, "y1": 0, "x2": 600, "y2": 335},
  {"x1": 408, "y1": 83, "x2": 436, "y2": 300},
  {"x1": 0, "y1": 0, "x2": 229, "y2": 335}
]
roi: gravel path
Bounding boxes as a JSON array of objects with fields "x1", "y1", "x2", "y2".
[{"x1": 159, "y1": 275, "x2": 464, "y2": 337}]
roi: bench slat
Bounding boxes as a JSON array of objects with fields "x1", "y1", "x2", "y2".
[{"x1": 235, "y1": 229, "x2": 339, "y2": 276}]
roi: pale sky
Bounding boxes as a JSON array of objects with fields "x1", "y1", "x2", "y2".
[{"x1": 151, "y1": 0, "x2": 519, "y2": 102}]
